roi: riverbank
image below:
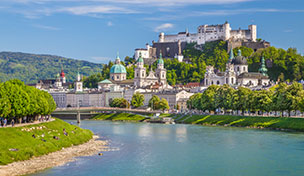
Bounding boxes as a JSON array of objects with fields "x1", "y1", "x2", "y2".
[
  {"x1": 92, "y1": 112, "x2": 304, "y2": 132},
  {"x1": 92, "y1": 113, "x2": 147, "y2": 122},
  {"x1": 0, "y1": 118, "x2": 93, "y2": 165},
  {"x1": 175, "y1": 114, "x2": 304, "y2": 132},
  {"x1": 0, "y1": 135, "x2": 108, "y2": 176}
]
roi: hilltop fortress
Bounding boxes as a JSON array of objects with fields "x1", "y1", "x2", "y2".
[
  {"x1": 134, "y1": 22, "x2": 270, "y2": 62},
  {"x1": 158, "y1": 21, "x2": 256, "y2": 44}
]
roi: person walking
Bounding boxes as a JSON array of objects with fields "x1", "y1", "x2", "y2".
[
  {"x1": 3, "y1": 118, "x2": 7, "y2": 127},
  {"x1": 11, "y1": 119, "x2": 15, "y2": 127}
]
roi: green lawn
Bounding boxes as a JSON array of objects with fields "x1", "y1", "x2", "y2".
[
  {"x1": 92, "y1": 113, "x2": 146, "y2": 122},
  {"x1": 181, "y1": 115, "x2": 304, "y2": 132},
  {"x1": 0, "y1": 118, "x2": 93, "y2": 165}
]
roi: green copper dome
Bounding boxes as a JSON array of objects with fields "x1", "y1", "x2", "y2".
[
  {"x1": 138, "y1": 52, "x2": 144, "y2": 63},
  {"x1": 110, "y1": 53, "x2": 127, "y2": 74},
  {"x1": 157, "y1": 53, "x2": 164, "y2": 65},
  {"x1": 258, "y1": 56, "x2": 268, "y2": 76},
  {"x1": 110, "y1": 64, "x2": 126, "y2": 74}
]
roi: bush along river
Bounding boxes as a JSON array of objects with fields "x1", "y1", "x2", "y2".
[{"x1": 31, "y1": 119, "x2": 304, "y2": 176}]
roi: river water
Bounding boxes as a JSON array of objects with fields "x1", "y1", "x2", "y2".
[{"x1": 32, "y1": 120, "x2": 304, "y2": 176}]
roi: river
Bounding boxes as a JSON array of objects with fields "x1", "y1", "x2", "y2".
[{"x1": 32, "y1": 120, "x2": 304, "y2": 176}]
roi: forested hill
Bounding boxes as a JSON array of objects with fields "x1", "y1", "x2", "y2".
[{"x1": 0, "y1": 52, "x2": 103, "y2": 84}]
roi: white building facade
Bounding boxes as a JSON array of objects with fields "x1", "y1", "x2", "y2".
[{"x1": 158, "y1": 22, "x2": 256, "y2": 45}]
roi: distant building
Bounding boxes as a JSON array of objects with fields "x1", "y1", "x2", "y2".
[
  {"x1": 134, "y1": 53, "x2": 168, "y2": 88},
  {"x1": 110, "y1": 54, "x2": 127, "y2": 82},
  {"x1": 204, "y1": 49, "x2": 270, "y2": 87},
  {"x1": 134, "y1": 22, "x2": 270, "y2": 61}
]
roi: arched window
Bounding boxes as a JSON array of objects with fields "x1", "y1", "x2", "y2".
[
  {"x1": 231, "y1": 78, "x2": 234, "y2": 84},
  {"x1": 142, "y1": 71, "x2": 144, "y2": 77},
  {"x1": 217, "y1": 81, "x2": 220, "y2": 85},
  {"x1": 237, "y1": 67, "x2": 240, "y2": 71},
  {"x1": 137, "y1": 73, "x2": 139, "y2": 77},
  {"x1": 116, "y1": 75, "x2": 119, "y2": 79},
  {"x1": 206, "y1": 79, "x2": 208, "y2": 85},
  {"x1": 243, "y1": 67, "x2": 245, "y2": 71},
  {"x1": 226, "y1": 78, "x2": 228, "y2": 84},
  {"x1": 211, "y1": 81, "x2": 214, "y2": 85}
]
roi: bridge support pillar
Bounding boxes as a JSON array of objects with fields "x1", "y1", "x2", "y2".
[{"x1": 77, "y1": 111, "x2": 81, "y2": 124}]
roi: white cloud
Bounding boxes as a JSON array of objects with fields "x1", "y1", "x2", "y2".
[
  {"x1": 154, "y1": 23, "x2": 174, "y2": 32},
  {"x1": 33, "y1": 24, "x2": 60, "y2": 30},
  {"x1": 57, "y1": 5, "x2": 136, "y2": 15}
]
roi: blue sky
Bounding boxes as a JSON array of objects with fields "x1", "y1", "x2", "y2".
[{"x1": 0, "y1": 0, "x2": 303, "y2": 63}]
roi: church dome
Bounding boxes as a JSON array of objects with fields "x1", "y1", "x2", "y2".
[
  {"x1": 110, "y1": 64, "x2": 126, "y2": 74},
  {"x1": 157, "y1": 53, "x2": 164, "y2": 65},
  {"x1": 110, "y1": 54, "x2": 127, "y2": 74},
  {"x1": 232, "y1": 49, "x2": 247, "y2": 65}
]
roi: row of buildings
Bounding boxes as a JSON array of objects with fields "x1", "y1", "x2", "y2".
[{"x1": 33, "y1": 22, "x2": 273, "y2": 111}]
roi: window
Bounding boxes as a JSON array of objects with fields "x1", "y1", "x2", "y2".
[
  {"x1": 112, "y1": 76, "x2": 114, "y2": 80},
  {"x1": 226, "y1": 78, "x2": 228, "y2": 84},
  {"x1": 142, "y1": 71, "x2": 144, "y2": 77},
  {"x1": 206, "y1": 79, "x2": 208, "y2": 85},
  {"x1": 117, "y1": 75, "x2": 119, "y2": 79},
  {"x1": 137, "y1": 73, "x2": 139, "y2": 77},
  {"x1": 217, "y1": 81, "x2": 220, "y2": 85},
  {"x1": 237, "y1": 67, "x2": 240, "y2": 71},
  {"x1": 211, "y1": 81, "x2": 214, "y2": 85},
  {"x1": 231, "y1": 78, "x2": 234, "y2": 84},
  {"x1": 243, "y1": 67, "x2": 245, "y2": 71}
]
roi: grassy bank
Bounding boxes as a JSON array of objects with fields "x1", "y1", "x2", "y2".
[
  {"x1": 92, "y1": 113, "x2": 146, "y2": 122},
  {"x1": 176, "y1": 114, "x2": 304, "y2": 132},
  {"x1": 0, "y1": 118, "x2": 93, "y2": 165}
]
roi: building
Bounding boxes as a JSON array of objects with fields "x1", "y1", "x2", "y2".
[
  {"x1": 134, "y1": 53, "x2": 168, "y2": 88},
  {"x1": 135, "y1": 22, "x2": 269, "y2": 61},
  {"x1": 74, "y1": 72, "x2": 83, "y2": 92},
  {"x1": 204, "y1": 49, "x2": 270, "y2": 87},
  {"x1": 110, "y1": 54, "x2": 127, "y2": 82},
  {"x1": 159, "y1": 22, "x2": 256, "y2": 45}
]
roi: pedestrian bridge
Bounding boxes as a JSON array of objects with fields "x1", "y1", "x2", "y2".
[{"x1": 52, "y1": 107, "x2": 162, "y2": 122}]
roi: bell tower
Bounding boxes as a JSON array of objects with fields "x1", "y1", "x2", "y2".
[{"x1": 134, "y1": 52, "x2": 146, "y2": 87}]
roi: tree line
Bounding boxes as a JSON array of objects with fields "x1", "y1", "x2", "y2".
[
  {"x1": 0, "y1": 79, "x2": 56, "y2": 122},
  {"x1": 187, "y1": 82, "x2": 304, "y2": 117},
  {"x1": 109, "y1": 93, "x2": 169, "y2": 111}
]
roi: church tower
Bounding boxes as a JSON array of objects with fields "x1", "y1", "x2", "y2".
[
  {"x1": 74, "y1": 72, "x2": 83, "y2": 92},
  {"x1": 60, "y1": 66, "x2": 66, "y2": 83},
  {"x1": 155, "y1": 53, "x2": 167, "y2": 86},
  {"x1": 134, "y1": 53, "x2": 146, "y2": 87}
]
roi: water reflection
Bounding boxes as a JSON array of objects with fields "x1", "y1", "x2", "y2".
[{"x1": 176, "y1": 126, "x2": 187, "y2": 143}]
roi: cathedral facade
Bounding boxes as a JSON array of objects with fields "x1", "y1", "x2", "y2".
[
  {"x1": 134, "y1": 53, "x2": 167, "y2": 88},
  {"x1": 204, "y1": 49, "x2": 270, "y2": 88}
]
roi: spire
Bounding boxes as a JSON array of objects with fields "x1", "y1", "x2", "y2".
[
  {"x1": 237, "y1": 49, "x2": 242, "y2": 56},
  {"x1": 115, "y1": 52, "x2": 121, "y2": 64},
  {"x1": 77, "y1": 71, "x2": 81, "y2": 81},
  {"x1": 258, "y1": 56, "x2": 268, "y2": 76},
  {"x1": 60, "y1": 65, "x2": 65, "y2": 78},
  {"x1": 229, "y1": 47, "x2": 234, "y2": 60}
]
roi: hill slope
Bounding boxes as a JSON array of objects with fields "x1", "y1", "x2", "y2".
[{"x1": 0, "y1": 52, "x2": 103, "y2": 84}]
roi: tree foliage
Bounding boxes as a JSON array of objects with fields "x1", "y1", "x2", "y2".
[
  {"x1": 0, "y1": 52, "x2": 103, "y2": 84},
  {"x1": 131, "y1": 92, "x2": 145, "y2": 108},
  {"x1": 0, "y1": 79, "x2": 56, "y2": 120},
  {"x1": 187, "y1": 82, "x2": 304, "y2": 116},
  {"x1": 109, "y1": 98, "x2": 130, "y2": 108}
]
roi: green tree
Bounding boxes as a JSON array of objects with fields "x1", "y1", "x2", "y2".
[
  {"x1": 200, "y1": 85, "x2": 219, "y2": 113},
  {"x1": 214, "y1": 84, "x2": 235, "y2": 114},
  {"x1": 131, "y1": 92, "x2": 145, "y2": 108},
  {"x1": 159, "y1": 98, "x2": 170, "y2": 111},
  {"x1": 232, "y1": 87, "x2": 252, "y2": 115},
  {"x1": 149, "y1": 95, "x2": 160, "y2": 110}
]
